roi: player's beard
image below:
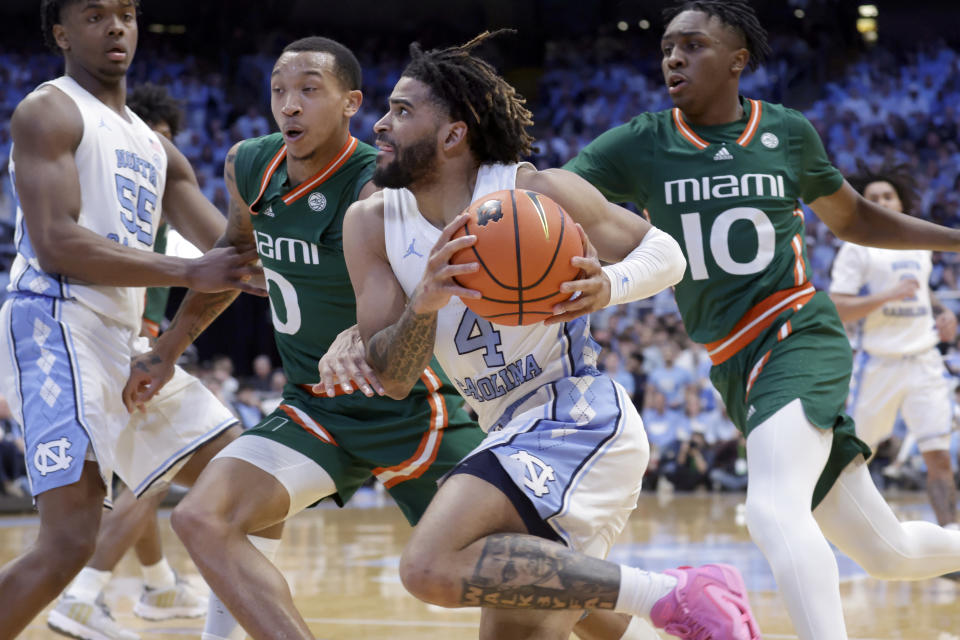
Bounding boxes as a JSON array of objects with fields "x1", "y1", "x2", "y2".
[{"x1": 373, "y1": 135, "x2": 439, "y2": 189}]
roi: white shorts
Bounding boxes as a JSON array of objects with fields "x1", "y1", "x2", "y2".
[
  {"x1": 850, "y1": 347, "x2": 953, "y2": 452},
  {"x1": 0, "y1": 296, "x2": 237, "y2": 499},
  {"x1": 466, "y1": 374, "x2": 648, "y2": 559},
  {"x1": 213, "y1": 433, "x2": 336, "y2": 519}
]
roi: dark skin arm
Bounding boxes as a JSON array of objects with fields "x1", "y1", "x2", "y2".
[
  {"x1": 11, "y1": 86, "x2": 262, "y2": 292},
  {"x1": 122, "y1": 142, "x2": 259, "y2": 411},
  {"x1": 810, "y1": 180, "x2": 960, "y2": 251},
  {"x1": 344, "y1": 193, "x2": 479, "y2": 399}
]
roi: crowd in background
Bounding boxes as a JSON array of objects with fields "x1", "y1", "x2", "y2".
[{"x1": 2, "y1": 31, "x2": 960, "y2": 499}]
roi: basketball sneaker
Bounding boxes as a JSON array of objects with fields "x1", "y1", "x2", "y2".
[
  {"x1": 47, "y1": 594, "x2": 140, "y2": 640},
  {"x1": 132, "y1": 573, "x2": 207, "y2": 620},
  {"x1": 650, "y1": 563, "x2": 761, "y2": 640}
]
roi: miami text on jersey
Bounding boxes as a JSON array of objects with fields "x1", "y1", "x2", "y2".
[
  {"x1": 255, "y1": 230, "x2": 322, "y2": 265},
  {"x1": 664, "y1": 173, "x2": 785, "y2": 205}
]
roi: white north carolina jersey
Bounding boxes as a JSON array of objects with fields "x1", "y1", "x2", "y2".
[
  {"x1": 829, "y1": 243, "x2": 937, "y2": 356},
  {"x1": 8, "y1": 76, "x2": 168, "y2": 331},
  {"x1": 383, "y1": 163, "x2": 600, "y2": 431}
]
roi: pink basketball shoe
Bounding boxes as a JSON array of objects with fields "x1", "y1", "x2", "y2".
[{"x1": 650, "y1": 564, "x2": 761, "y2": 640}]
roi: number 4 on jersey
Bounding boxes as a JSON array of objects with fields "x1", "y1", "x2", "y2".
[{"x1": 455, "y1": 309, "x2": 506, "y2": 367}]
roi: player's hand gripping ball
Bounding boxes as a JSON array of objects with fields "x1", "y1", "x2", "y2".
[{"x1": 451, "y1": 189, "x2": 583, "y2": 326}]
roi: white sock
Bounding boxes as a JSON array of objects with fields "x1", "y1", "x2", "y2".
[
  {"x1": 619, "y1": 615, "x2": 667, "y2": 639},
  {"x1": 945, "y1": 523, "x2": 960, "y2": 531},
  {"x1": 614, "y1": 566, "x2": 677, "y2": 618},
  {"x1": 202, "y1": 535, "x2": 282, "y2": 640},
  {"x1": 141, "y1": 557, "x2": 177, "y2": 590},
  {"x1": 65, "y1": 567, "x2": 112, "y2": 603}
]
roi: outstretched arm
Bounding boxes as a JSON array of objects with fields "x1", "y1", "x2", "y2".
[
  {"x1": 342, "y1": 196, "x2": 478, "y2": 399},
  {"x1": 810, "y1": 180, "x2": 960, "y2": 250}
]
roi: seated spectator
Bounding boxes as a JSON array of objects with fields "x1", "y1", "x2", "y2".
[
  {"x1": 599, "y1": 351, "x2": 634, "y2": 398},
  {"x1": 232, "y1": 384, "x2": 264, "y2": 429},
  {"x1": 660, "y1": 427, "x2": 712, "y2": 493},
  {"x1": 246, "y1": 353, "x2": 275, "y2": 394},
  {"x1": 647, "y1": 342, "x2": 693, "y2": 410},
  {"x1": 708, "y1": 433, "x2": 749, "y2": 492},
  {"x1": 210, "y1": 353, "x2": 238, "y2": 404}
]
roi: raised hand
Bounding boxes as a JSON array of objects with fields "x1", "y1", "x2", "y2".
[
  {"x1": 186, "y1": 246, "x2": 267, "y2": 296},
  {"x1": 314, "y1": 324, "x2": 386, "y2": 398}
]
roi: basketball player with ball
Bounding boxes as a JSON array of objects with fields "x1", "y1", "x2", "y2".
[{"x1": 341, "y1": 31, "x2": 761, "y2": 640}]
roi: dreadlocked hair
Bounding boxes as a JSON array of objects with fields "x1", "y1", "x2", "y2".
[
  {"x1": 664, "y1": 0, "x2": 770, "y2": 70},
  {"x1": 402, "y1": 29, "x2": 534, "y2": 164},
  {"x1": 848, "y1": 160, "x2": 918, "y2": 214}
]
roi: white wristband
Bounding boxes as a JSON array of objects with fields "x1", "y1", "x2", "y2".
[{"x1": 601, "y1": 226, "x2": 686, "y2": 307}]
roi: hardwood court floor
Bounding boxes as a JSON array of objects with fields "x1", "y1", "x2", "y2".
[{"x1": 3, "y1": 490, "x2": 959, "y2": 639}]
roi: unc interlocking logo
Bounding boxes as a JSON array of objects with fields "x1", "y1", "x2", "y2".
[
  {"x1": 760, "y1": 132, "x2": 779, "y2": 149},
  {"x1": 511, "y1": 450, "x2": 555, "y2": 497},
  {"x1": 308, "y1": 192, "x2": 327, "y2": 212},
  {"x1": 34, "y1": 437, "x2": 73, "y2": 476}
]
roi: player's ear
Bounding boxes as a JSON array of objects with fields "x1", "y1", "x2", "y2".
[
  {"x1": 731, "y1": 48, "x2": 749, "y2": 74},
  {"x1": 52, "y1": 24, "x2": 70, "y2": 52},
  {"x1": 442, "y1": 120, "x2": 468, "y2": 152},
  {"x1": 343, "y1": 90, "x2": 362, "y2": 118}
]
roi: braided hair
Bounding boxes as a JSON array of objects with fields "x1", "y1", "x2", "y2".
[
  {"x1": 401, "y1": 30, "x2": 534, "y2": 164},
  {"x1": 848, "y1": 160, "x2": 918, "y2": 214},
  {"x1": 663, "y1": 0, "x2": 770, "y2": 71}
]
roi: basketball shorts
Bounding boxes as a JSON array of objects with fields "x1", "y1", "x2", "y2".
[
  {"x1": 0, "y1": 295, "x2": 237, "y2": 500},
  {"x1": 225, "y1": 380, "x2": 484, "y2": 525},
  {"x1": 850, "y1": 347, "x2": 953, "y2": 452},
  {"x1": 459, "y1": 372, "x2": 648, "y2": 558},
  {"x1": 708, "y1": 292, "x2": 871, "y2": 508}
]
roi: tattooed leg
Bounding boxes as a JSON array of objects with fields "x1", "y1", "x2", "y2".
[{"x1": 462, "y1": 534, "x2": 619, "y2": 611}]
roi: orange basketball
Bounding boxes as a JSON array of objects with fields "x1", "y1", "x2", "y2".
[{"x1": 451, "y1": 189, "x2": 583, "y2": 326}]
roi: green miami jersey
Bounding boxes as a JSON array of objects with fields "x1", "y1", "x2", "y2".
[
  {"x1": 566, "y1": 98, "x2": 843, "y2": 347},
  {"x1": 568, "y1": 99, "x2": 872, "y2": 505},
  {"x1": 232, "y1": 133, "x2": 483, "y2": 522},
  {"x1": 234, "y1": 133, "x2": 375, "y2": 384}
]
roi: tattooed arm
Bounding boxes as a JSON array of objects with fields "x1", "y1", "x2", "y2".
[
  {"x1": 121, "y1": 142, "x2": 256, "y2": 411},
  {"x1": 342, "y1": 195, "x2": 480, "y2": 399}
]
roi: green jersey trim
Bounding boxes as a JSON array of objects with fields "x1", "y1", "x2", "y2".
[{"x1": 249, "y1": 136, "x2": 360, "y2": 212}]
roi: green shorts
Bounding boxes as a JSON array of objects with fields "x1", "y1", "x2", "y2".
[
  {"x1": 241, "y1": 384, "x2": 483, "y2": 525},
  {"x1": 709, "y1": 292, "x2": 871, "y2": 508}
]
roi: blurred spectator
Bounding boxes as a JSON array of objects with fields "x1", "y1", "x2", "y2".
[
  {"x1": 232, "y1": 384, "x2": 264, "y2": 429},
  {"x1": 0, "y1": 393, "x2": 26, "y2": 497},
  {"x1": 247, "y1": 354, "x2": 275, "y2": 394},
  {"x1": 647, "y1": 342, "x2": 693, "y2": 410},
  {"x1": 210, "y1": 354, "x2": 238, "y2": 404},
  {"x1": 708, "y1": 433, "x2": 749, "y2": 492},
  {"x1": 661, "y1": 427, "x2": 711, "y2": 493}
]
